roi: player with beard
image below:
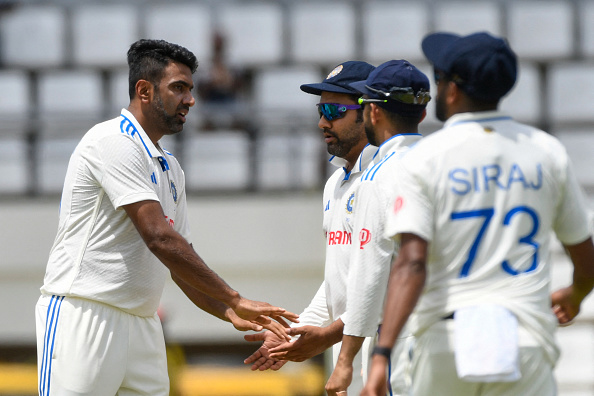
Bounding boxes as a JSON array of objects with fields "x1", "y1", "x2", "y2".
[
  {"x1": 36, "y1": 39, "x2": 297, "y2": 396},
  {"x1": 244, "y1": 61, "x2": 377, "y2": 394}
]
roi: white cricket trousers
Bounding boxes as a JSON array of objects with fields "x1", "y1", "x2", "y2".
[{"x1": 36, "y1": 294, "x2": 169, "y2": 396}]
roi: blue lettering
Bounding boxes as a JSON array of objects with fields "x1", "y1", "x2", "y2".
[
  {"x1": 507, "y1": 163, "x2": 528, "y2": 189},
  {"x1": 529, "y1": 164, "x2": 543, "y2": 190},
  {"x1": 449, "y1": 168, "x2": 471, "y2": 195},
  {"x1": 483, "y1": 164, "x2": 505, "y2": 192}
]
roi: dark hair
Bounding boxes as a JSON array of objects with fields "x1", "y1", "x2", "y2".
[{"x1": 127, "y1": 39, "x2": 198, "y2": 99}]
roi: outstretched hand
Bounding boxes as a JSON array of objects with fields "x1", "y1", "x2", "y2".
[
  {"x1": 232, "y1": 297, "x2": 299, "y2": 341},
  {"x1": 268, "y1": 325, "x2": 331, "y2": 362},
  {"x1": 243, "y1": 331, "x2": 288, "y2": 371}
]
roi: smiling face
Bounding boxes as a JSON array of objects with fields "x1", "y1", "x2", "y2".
[
  {"x1": 317, "y1": 91, "x2": 367, "y2": 170},
  {"x1": 150, "y1": 61, "x2": 196, "y2": 136}
]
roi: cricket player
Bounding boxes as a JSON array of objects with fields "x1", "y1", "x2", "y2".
[
  {"x1": 245, "y1": 61, "x2": 377, "y2": 393},
  {"x1": 363, "y1": 32, "x2": 594, "y2": 396},
  {"x1": 36, "y1": 39, "x2": 296, "y2": 396},
  {"x1": 325, "y1": 59, "x2": 430, "y2": 396}
]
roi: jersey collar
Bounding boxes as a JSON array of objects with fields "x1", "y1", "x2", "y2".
[
  {"x1": 119, "y1": 109, "x2": 170, "y2": 172},
  {"x1": 444, "y1": 110, "x2": 512, "y2": 129},
  {"x1": 376, "y1": 133, "x2": 422, "y2": 159},
  {"x1": 329, "y1": 144, "x2": 379, "y2": 181}
]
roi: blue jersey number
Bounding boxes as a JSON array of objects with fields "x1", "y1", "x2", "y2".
[{"x1": 450, "y1": 206, "x2": 540, "y2": 278}]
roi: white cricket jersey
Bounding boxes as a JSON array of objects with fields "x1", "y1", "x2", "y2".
[
  {"x1": 298, "y1": 144, "x2": 378, "y2": 327},
  {"x1": 41, "y1": 109, "x2": 190, "y2": 317},
  {"x1": 385, "y1": 111, "x2": 592, "y2": 364},
  {"x1": 343, "y1": 133, "x2": 422, "y2": 337}
]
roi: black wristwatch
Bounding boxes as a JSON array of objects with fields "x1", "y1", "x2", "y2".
[{"x1": 372, "y1": 346, "x2": 392, "y2": 359}]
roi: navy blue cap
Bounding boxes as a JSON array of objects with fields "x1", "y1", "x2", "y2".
[
  {"x1": 300, "y1": 61, "x2": 375, "y2": 96},
  {"x1": 422, "y1": 31, "x2": 517, "y2": 102},
  {"x1": 349, "y1": 59, "x2": 430, "y2": 117}
]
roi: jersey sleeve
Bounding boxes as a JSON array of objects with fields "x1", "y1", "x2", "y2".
[
  {"x1": 553, "y1": 158, "x2": 592, "y2": 245},
  {"x1": 384, "y1": 160, "x2": 434, "y2": 243},
  {"x1": 296, "y1": 282, "x2": 331, "y2": 328},
  {"x1": 94, "y1": 134, "x2": 159, "y2": 209},
  {"x1": 343, "y1": 181, "x2": 394, "y2": 337},
  {"x1": 173, "y1": 169, "x2": 192, "y2": 243}
]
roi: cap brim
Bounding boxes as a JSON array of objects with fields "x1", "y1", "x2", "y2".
[
  {"x1": 422, "y1": 32, "x2": 460, "y2": 69},
  {"x1": 348, "y1": 80, "x2": 372, "y2": 96},
  {"x1": 300, "y1": 82, "x2": 359, "y2": 96}
]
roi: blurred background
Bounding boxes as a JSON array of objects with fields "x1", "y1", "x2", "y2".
[{"x1": 0, "y1": 0, "x2": 593, "y2": 395}]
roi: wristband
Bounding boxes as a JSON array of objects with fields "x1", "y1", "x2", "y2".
[{"x1": 372, "y1": 346, "x2": 392, "y2": 359}]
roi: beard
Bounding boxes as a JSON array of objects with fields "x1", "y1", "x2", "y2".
[
  {"x1": 325, "y1": 122, "x2": 364, "y2": 158},
  {"x1": 435, "y1": 94, "x2": 448, "y2": 122},
  {"x1": 363, "y1": 118, "x2": 378, "y2": 146},
  {"x1": 151, "y1": 92, "x2": 186, "y2": 135}
]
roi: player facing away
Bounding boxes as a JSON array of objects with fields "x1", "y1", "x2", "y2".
[
  {"x1": 244, "y1": 61, "x2": 377, "y2": 393},
  {"x1": 362, "y1": 32, "x2": 594, "y2": 396},
  {"x1": 325, "y1": 60, "x2": 430, "y2": 396},
  {"x1": 36, "y1": 39, "x2": 297, "y2": 396}
]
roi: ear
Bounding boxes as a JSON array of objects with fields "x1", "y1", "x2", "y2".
[
  {"x1": 135, "y1": 80, "x2": 153, "y2": 104},
  {"x1": 447, "y1": 81, "x2": 462, "y2": 106},
  {"x1": 369, "y1": 103, "x2": 382, "y2": 125}
]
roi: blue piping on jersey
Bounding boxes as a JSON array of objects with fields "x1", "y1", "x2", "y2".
[
  {"x1": 449, "y1": 116, "x2": 512, "y2": 127},
  {"x1": 120, "y1": 114, "x2": 152, "y2": 157},
  {"x1": 362, "y1": 152, "x2": 395, "y2": 181}
]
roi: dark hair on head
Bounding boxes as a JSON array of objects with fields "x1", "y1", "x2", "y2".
[{"x1": 127, "y1": 39, "x2": 198, "y2": 99}]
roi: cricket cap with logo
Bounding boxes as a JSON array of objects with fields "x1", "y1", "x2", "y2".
[
  {"x1": 300, "y1": 61, "x2": 375, "y2": 96},
  {"x1": 422, "y1": 31, "x2": 517, "y2": 102},
  {"x1": 349, "y1": 59, "x2": 430, "y2": 117}
]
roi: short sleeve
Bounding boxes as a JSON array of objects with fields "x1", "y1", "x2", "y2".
[
  {"x1": 384, "y1": 160, "x2": 434, "y2": 243},
  {"x1": 93, "y1": 134, "x2": 159, "y2": 209}
]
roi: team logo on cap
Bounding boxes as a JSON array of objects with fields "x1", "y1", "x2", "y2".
[
  {"x1": 327, "y1": 65, "x2": 343, "y2": 79},
  {"x1": 345, "y1": 192, "x2": 355, "y2": 214}
]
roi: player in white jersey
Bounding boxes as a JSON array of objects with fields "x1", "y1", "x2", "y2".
[
  {"x1": 363, "y1": 32, "x2": 594, "y2": 396},
  {"x1": 36, "y1": 39, "x2": 297, "y2": 396},
  {"x1": 244, "y1": 61, "x2": 377, "y2": 393},
  {"x1": 324, "y1": 60, "x2": 430, "y2": 396}
]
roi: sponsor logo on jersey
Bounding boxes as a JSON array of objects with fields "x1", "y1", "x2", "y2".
[
  {"x1": 345, "y1": 193, "x2": 355, "y2": 214},
  {"x1": 151, "y1": 172, "x2": 157, "y2": 185},
  {"x1": 170, "y1": 181, "x2": 178, "y2": 203},
  {"x1": 327, "y1": 230, "x2": 352, "y2": 245},
  {"x1": 359, "y1": 228, "x2": 371, "y2": 249},
  {"x1": 327, "y1": 64, "x2": 343, "y2": 79}
]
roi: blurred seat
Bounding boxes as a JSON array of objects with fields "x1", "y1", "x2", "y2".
[
  {"x1": 218, "y1": 3, "x2": 284, "y2": 67},
  {"x1": 288, "y1": 2, "x2": 356, "y2": 65},
  {"x1": 552, "y1": 128, "x2": 594, "y2": 189},
  {"x1": 37, "y1": 70, "x2": 103, "y2": 138},
  {"x1": 71, "y1": 4, "x2": 139, "y2": 68},
  {"x1": 37, "y1": 138, "x2": 80, "y2": 194},
  {"x1": 555, "y1": 324, "x2": 594, "y2": 393},
  {"x1": 0, "y1": 70, "x2": 31, "y2": 136},
  {"x1": 256, "y1": 131, "x2": 324, "y2": 190},
  {"x1": 0, "y1": 5, "x2": 66, "y2": 68},
  {"x1": 500, "y1": 62, "x2": 541, "y2": 125},
  {"x1": 547, "y1": 62, "x2": 594, "y2": 125},
  {"x1": 144, "y1": 3, "x2": 212, "y2": 63},
  {"x1": 108, "y1": 69, "x2": 130, "y2": 116},
  {"x1": 362, "y1": 2, "x2": 429, "y2": 64},
  {"x1": 433, "y1": 1, "x2": 501, "y2": 36},
  {"x1": 507, "y1": 1, "x2": 574, "y2": 60},
  {"x1": 182, "y1": 131, "x2": 250, "y2": 191},
  {"x1": 578, "y1": 1, "x2": 594, "y2": 58},
  {"x1": 252, "y1": 66, "x2": 321, "y2": 123},
  {"x1": 0, "y1": 138, "x2": 29, "y2": 195}
]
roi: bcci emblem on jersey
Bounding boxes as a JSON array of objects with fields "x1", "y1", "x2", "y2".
[
  {"x1": 345, "y1": 193, "x2": 355, "y2": 214},
  {"x1": 170, "y1": 181, "x2": 178, "y2": 203}
]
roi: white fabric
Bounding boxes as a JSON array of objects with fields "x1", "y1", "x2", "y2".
[
  {"x1": 36, "y1": 294, "x2": 169, "y2": 396},
  {"x1": 384, "y1": 111, "x2": 593, "y2": 367},
  {"x1": 454, "y1": 304, "x2": 520, "y2": 382},
  {"x1": 344, "y1": 133, "x2": 422, "y2": 337},
  {"x1": 41, "y1": 109, "x2": 190, "y2": 317}
]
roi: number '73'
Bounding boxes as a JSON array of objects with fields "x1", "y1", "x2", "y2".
[{"x1": 450, "y1": 206, "x2": 540, "y2": 278}]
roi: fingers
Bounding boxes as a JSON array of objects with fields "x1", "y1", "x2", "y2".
[
  {"x1": 244, "y1": 332, "x2": 267, "y2": 343},
  {"x1": 278, "y1": 310, "x2": 300, "y2": 323},
  {"x1": 243, "y1": 350, "x2": 262, "y2": 365},
  {"x1": 256, "y1": 317, "x2": 291, "y2": 341}
]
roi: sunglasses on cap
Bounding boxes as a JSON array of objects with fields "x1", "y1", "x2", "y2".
[
  {"x1": 316, "y1": 103, "x2": 361, "y2": 121},
  {"x1": 358, "y1": 85, "x2": 431, "y2": 105}
]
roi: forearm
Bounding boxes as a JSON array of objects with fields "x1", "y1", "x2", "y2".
[
  {"x1": 335, "y1": 335, "x2": 365, "y2": 367},
  {"x1": 172, "y1": 272, "x2": 232, "y2": 322},
  {"x1": 566, "y1": 237, "x2": 594, "y2": 300},
  {"x1": 323, "y1": 318, "x2": 346, "y2": 348}
]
